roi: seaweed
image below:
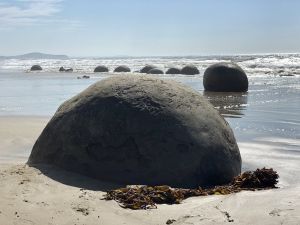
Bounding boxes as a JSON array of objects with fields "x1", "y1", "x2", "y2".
[{"x1": 103, "y1": 168, "x2": 279, "y2": 210}]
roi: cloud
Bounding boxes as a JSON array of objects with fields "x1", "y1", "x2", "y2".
[{"x1": 0, "y1": 0, "x2": 81, "y2": 30}]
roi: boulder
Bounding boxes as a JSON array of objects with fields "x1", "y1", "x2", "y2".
[
  {"x1": 59, "y1": 67, "x2": 73, "y2": 72},
  {"x1": 28, "y1": 75, "x2": 241, "y2": 188},
  {"x1": 166, "y1": 68, "x2": 181, "y2": 74},
  {"x1": 147, "y1": 68, "x2": 164, "y2": 74},
  {"x1": 65, "y1": 68, "x2": 73, "y2": 72},
  {"x1": 140, "y1": 65, "x2": 156, "y2": 73},
  {"x1": 94, "y1": 66, "x2": 109, "y2": 73},
  {"x1": 114, "y1": 66, "x2": 131, "y2": 73},
  {"x1": 30, "y1": 65, "x2": 42, "y2": 71},
  {"x1": 203, "y1": 62, "x2": 248, "y2": 92},
  {"x1": 181, "y1": 65, "x2": 199, "y2": 75}
]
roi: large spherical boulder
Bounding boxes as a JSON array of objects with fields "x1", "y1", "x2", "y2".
[
  {"x1": 94, "y1": 66, "x2": 109, "y2": 73},
  {"x1": 114, "y1": 65, "x2": 131, "y2": 73},
  {"x1": 30, "y1": 65, "x2": 42, "y2": 71},
  {"x1": 28, "y1": 75, "x2": 241, "y2": 188},
  {"x1": 181, "y1": 65, "x2": 200, "y2": 75},
  {"x1": 140, "y1": 65, "x2": 156, "y2": 73},
  {"x1": 147, "y1": 68, "x2": 164, "y2": 74},
  {"x1": 203, "y1": 63, "x2": 248, "y2": 92},
  {"x1": 166, "y1": 68, "x2": 181, "y2": 74}
]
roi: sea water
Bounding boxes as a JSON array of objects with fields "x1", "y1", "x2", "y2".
[{"x1": 0, "y1": 54, "x2": 299, "y2": 187}]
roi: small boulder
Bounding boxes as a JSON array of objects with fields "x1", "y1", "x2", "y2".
[
  {"x1": 28, "y1": 75, "x2": 241, "y2": 188},
  {"x1": 166, "y1": 68, "x2": 181, "y2": 74},
  {"x1": 181, "y1": 65, "x2": 199, "y2": 75},
  {"x1": 140, "y1": 65, "x2": 156, "y2": 73},
  {"x1": 203, "y1": 62, "x2": 248, "y2": 92},
  {"x1": 65, "y1": 68, "x2": 73, "y2": 72},
  {"x1": 147, "y1": 68, "x2": 164, "y2": 74},
  {"x1": 94, "y1": 66, "x2": 109, "y2": 73},
  {"x1": 114, "y1": 66, "x2": 131, "y2": 73},
  {"x1": 30, "y1": 65, "x2": 42, "y2": 71},
  {"x1": 59, "y1": 67, "x2": 73, "y2": 72}
]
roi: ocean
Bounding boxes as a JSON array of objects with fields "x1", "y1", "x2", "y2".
[{"x1": 0, "y1": 54, "x2": 299, "y2": 187}]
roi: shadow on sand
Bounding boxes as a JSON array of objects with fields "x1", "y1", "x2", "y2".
[
  {"x1": 203, "y1": 91, "x2": 248, "y2": 118},
  {"x1": 28, "y1": 163, "x2": 125, "y2": 191}
]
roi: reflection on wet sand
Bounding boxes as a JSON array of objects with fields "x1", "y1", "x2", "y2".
[{"x1": 203, "y1": 91, "x2": 248, "y2": 118}]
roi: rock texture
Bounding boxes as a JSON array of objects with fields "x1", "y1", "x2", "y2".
[
  {"x1": 203, "y1": 62, "x2": 248, "y2": 92},
  {"x1": 94, "y1": 66, "x2": 109, "y2": 73},
  {"x1": 140, "y1": 65, "x2": 156, "y2": 73},
  {"x1": 147, "y1": 68, "x2": 164, "y2": 74},
  {"x1": 30, "y1": 65, "x2": 42, "y2": 71},
  {"x1": 166, "y1": 68, "x2": 181, "y2": 74},
  {"x1": 181, "y1": 65, "x2": 199, "y2": 75},
  {"x1": 28, "y1": 75, "x2": 241, "y2": 188},
  {"x1": 114, "y1": 66, "x2": 131, "y2": 73}
]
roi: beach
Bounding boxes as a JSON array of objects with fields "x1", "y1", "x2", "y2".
[{"x1": 0, "y1": 55, "x2": 300, "y2": 224}]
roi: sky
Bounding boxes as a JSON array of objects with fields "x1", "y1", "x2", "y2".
[{"x1": 0, "y1": 0, "x2": 299, "y2": 57}]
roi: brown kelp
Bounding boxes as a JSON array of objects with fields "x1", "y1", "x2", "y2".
[{"x1": 104, "y1": 168, "x2": 279, "y2": 210}]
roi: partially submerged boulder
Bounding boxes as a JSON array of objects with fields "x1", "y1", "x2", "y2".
[
  {"x1": 114, "y1": 66, "x2": 131, "y2": 73},
  {"x1": 147, "y1": 68, "x2": 164, "y2": 74},
  {"x1": 166, "y1": 68, "x2": 181, "y2": 74},
  {"x1": 30, "y1": 65, "x2": 42, "y2": 71},
  {"x1": 140, "y1": 65, "x2": 156, "y2": 73},
  {"x1": 203, "y1": 62, "x2": 248, "y2": 92},
  {"x1": 59, "y1": 67, "x2": 73, "y2": 72},
  {"x1": 181, "y1": 65, "x2": 199, "y2": 75},
  {"x1": 94, "y1": 65, "x2": 109, "y2": 73},
  {"x1": 28, "y1": 75, "x2": 241, "y2": 188}
]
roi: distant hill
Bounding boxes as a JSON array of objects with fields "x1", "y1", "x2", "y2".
[{"x1": 0, "y1": 52, "x2": 69, "y2": 60}]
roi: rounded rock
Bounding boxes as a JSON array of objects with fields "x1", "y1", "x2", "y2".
[
  {"x1": 181, "y1": 65, "x2": 199, "y2": 75},
  {"x1": 166, "y1": 68, "x2": 181, "y2": 74},
  {"x1": 94, "y1": 66, "x2": 109, "y2": 73},
  {"x1": 114, "y1": 66, "x2": 131, "y2": 73},
  {"x1": 59, "y1": 67, "x2": 65, "y2": 72},
  {"x1": 203, "y1": 62, "x2": 248, "y2": 92},
  {"x1": 147, "y1": 68, "x2": 164, "y2": 74},
  {"x1": 140, "y1": 65, "x2": 156, "y2": 73},
  {"x1": 30, "y1": 65, "x2": 42, "y2": 71},
  {"x1": 28, "y1": 75, "x2": 241, "y2": 188}
]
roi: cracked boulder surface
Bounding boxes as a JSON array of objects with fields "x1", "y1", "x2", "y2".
[{"x1": 28, "y1": 75, "x2": 241, "y2": 188}]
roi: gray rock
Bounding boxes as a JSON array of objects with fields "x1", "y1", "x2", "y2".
[
  {"x1": 28, "y1": 75, "x2": 241, "y2": 188},
  {"x1": 147, "y1": 68, "x2": 164, "y2": 74},
  {"x1": 166, "y1": 68, "x2": 181, "y2": 74},
  {"x1": 94, "y1": 66, "x2": 109, "y2": 73},
  {"x1": 30, "y1": 65, "x2": 42, "y2": 71},
  {"x1": 140, "y1": 65, "x2": 156, "y2": 73},
  {"x1": 65, "y1": 68, "x2": 73, "y2": 72},
  {"x1": 114, "y1": 66, "x2": 131, "y2": 73},
  {"x1": 59, "y1": 67, "x2": 73, "y2": 72},
  {"x1": 181, "y1": 65, "x2": 200, "y2": 75},
  {"x1": 203, "y1": 62, "x2": 248, "y2": 92}
]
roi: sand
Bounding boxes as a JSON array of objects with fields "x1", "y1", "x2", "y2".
[{"x1": 0, "y1": 117, "x2": 299, "y2": 225}]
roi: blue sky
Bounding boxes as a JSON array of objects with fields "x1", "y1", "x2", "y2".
[{"x1": 0, "y1": 0, "x2": 299, "y2": 56}]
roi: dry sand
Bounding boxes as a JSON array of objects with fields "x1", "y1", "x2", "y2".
[{"x1": 0, "y1": 117, "x2": 299, "y2": 225}]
